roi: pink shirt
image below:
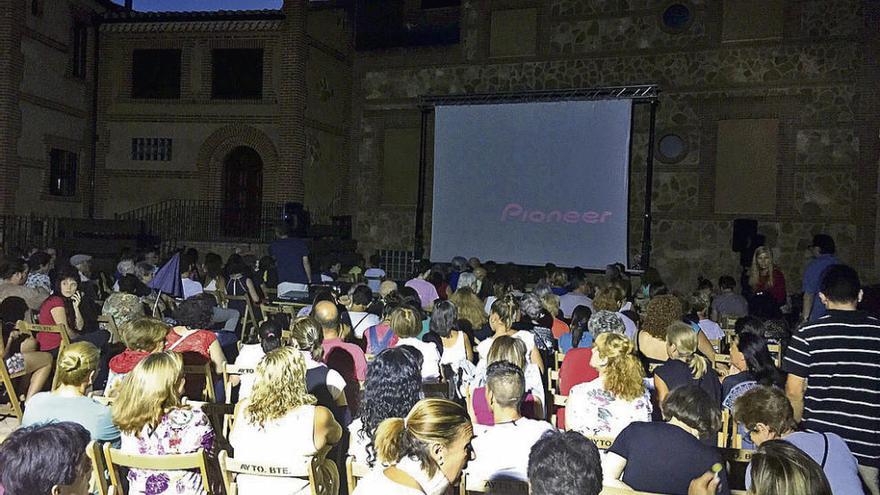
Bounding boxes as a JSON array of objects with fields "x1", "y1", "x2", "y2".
[
  {"x1": 322, "y1": 338, "x2": 367, "y2": 382},
  {"x1": 404, "y1": 278, "x2": 440, "y2": 309}
]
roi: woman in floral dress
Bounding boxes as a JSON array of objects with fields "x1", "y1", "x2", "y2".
[
  {"x1": 566, "y1": 333, "x2": 652, "y2": 438},
  {"x1": 111, "y1": 351, "x2": 214, "y2": 495}
]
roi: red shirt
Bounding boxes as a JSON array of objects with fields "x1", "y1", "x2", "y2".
[
  {"x1": 37, "y1": 295, "x2": 66, "y2": 350},
  {"x1": 754, "y1": 268, "x2": 787, "y2": 305},
  {"x1": 556, "y1": 347, "x2": 599, "y2": 428},
  {"x1": 322, "y1": 338, "x2": 367, "y2": 382},
  {"x1": 551, "y1": 318, "x2": 570, "y2": 340}
]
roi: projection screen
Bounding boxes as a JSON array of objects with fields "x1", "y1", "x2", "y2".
[{"x1": 430, "y1": 99, "x2": 633, "y2": 269}]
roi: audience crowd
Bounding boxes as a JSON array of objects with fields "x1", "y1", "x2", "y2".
[{"x1": 0, "y1": 230, "x2": 876, "y2": 495}]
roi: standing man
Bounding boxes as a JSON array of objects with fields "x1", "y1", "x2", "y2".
[
  {"x1": 269, "y1": 222, "x2": 312, "y2": 296},
  {"x1": 801, "y1": 234, "x2": 840, "y2": 323},
  {"x1": 784, "y1": 264, "x2": 880, "y2": 494}
]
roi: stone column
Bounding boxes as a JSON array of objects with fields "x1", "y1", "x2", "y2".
[
  {"x1": 277, "y1": 0, "x2": 308, "y2": 204},
  {"x1": 0, "y1": 0, "x2": 25, "y2": 214}
]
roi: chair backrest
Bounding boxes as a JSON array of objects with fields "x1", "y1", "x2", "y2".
[
  {"x1": 0, "y1": 337, "x2": 24, "y2": 421},
  {"x1": 460, "y1": 473, "x2": 530, "y2": 495},
  {"x1": 86, "y1": 441, "x2": 109, "y2": 495},
  {"x1": 98, "y1": 315, "x2": 121, "y2": 344},
  {"x1": 767, "y1": 343, "x2": 783, "y2": 368},
  {"x1": 712, "y1": 353, "x2": 731, "y2": 372},
  {"x1": 102, "y1": 444, "x2": 214, "y2": 495},
  {"x1": 221, "y1": 363, "x2": 256, "y2": 405},
  {"x1": 554, "y1": 351, "x2": 565, "y2": 370},
  {"x1": 720, "y1": 446, "x2": 755, "y2": 465},
  {"x1": 219, "y1": 449, "x2": 338, "y2": 495},
  {"x1": 345, "y1": 456, "x2": 370, "y2": 495},
  {"x1": 548, "y1": 369, "x2": 560, "y2": 396},
  {"x1": 17, "y1": 320, "x2": 70, "y2": 389},
  {"x1": 718, "y1": 408, "x2": 731, "y2": 448},
  {"x1": 422, "y1": 380, "x2": 450, "y2": 399},
  {"x1": 183, "y1": 363, "x2": 216, "y2": 402},
  {"x1": 582, "y1": 434, "x2": 616, "y2": 451},
  {"x1": 226, "y1": 294, "x2": 258, "y2": 342}
]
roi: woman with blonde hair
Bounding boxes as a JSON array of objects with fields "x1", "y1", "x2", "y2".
[
  {"x1": 112, "y1": 351, "x2": 214, "y2": 495},
  {"x1": 391, "y1": 306, "x2": 441, "y2": 382},
  {"x1": 230, "y1": 346, "x2": 342, "y2": 494},
  {"x1": 448, "y1": 287, "x2": 487, "y2": 333},
  {"x1": 290, "y1": 316, "x2": 350, "y2": 425},
  {"x1": 469, "y1": 335, "x2": 545, "y2": 425},
  {"x1": 654, "y1": 322, "x2": 721, "y2": 405},
  {"x1": 749, "y1": 440, "x2": 832, "y2": 495},
  {"x1": 354, "y1": 398, "x2": 474, "y2": 495},
  {"x1": 748, "y1": 246, "x2": 787, "y2": 310},
  {"x1": 566, "y1": 333, "x2": 652, "y2": 437},
  {"x1": 477, "y1": 295, "x2": 544, "y2": 373},
  {"x1": 22, "y1": 341, "x2": 120, "y2": 446}
]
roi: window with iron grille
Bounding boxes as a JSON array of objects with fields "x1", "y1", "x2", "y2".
[
  {"x1": 72, "y1": 24, "x2": 88, "y2": 78},
  {"x1": 49, "y1": 149, "x2": 77, "y2": 197},
  {"x1": 131, "y1": 138, "x2": 173, "y2": 161}
]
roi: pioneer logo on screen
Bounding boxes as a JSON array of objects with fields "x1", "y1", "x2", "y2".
[{"x1": 500, "y1": 203, "x2": 613, "y2": 224}]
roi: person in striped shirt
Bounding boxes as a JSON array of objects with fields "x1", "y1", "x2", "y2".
[{"x1": 784, "y1": 264, "x2": 880, "y2": 495}]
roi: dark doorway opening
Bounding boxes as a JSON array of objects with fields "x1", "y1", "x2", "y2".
[{"x1": 222, "y1": 146, "x2": 263, "y2": 238}]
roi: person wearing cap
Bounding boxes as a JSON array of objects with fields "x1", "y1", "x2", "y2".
[{"x1": 801, "y1": 234, "x2": 840, "y2": 322}]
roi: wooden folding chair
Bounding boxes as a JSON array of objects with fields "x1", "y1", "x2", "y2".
[
  {"x1": 183, "y1": 363, "x2": 216, "y2": 403},
  {"x1": 554, "y1": 351, "x2": 565, "y2": 371},
  {"x1": 226, "y1": 295, "x2": 259, "y2": 342},
  {"x1": 582, "y1": 434, "x2": 616, "y2": 451},
  {"x1": 219, "y1": 449, "x2": 338, "y2": 495},
  {"x1": 549, "y1": 393, "x2": 567, "y2": 427},
  {"x1": 767, "y1": 343, "x2": 783, "y2": 368},
  {"x1": 263, "y1": 287, "x2": 278, "y2": 301},
  {"x1": 718, "y1": 408, "x2": 731, "y2": 448},
  {"x1": 98, "y1": 315, "x2": 121, "y2": 344},
  {"x1": 86, "y1": 441, "x2": 109, "y2": 495},
  {"x1": 459, "y1": 472, "x2": 530, "y2": 495},
  {"x1": 103, "y1": 445, "x2": 214, "y2": 495},
  {"x1": 0, "y1": 334, "x2": 27, "y2": 422},
  {"x1": 221, "y1": 363, "x2": 255, "y2": 405},
  {"x1": 547, "y1": 368, "x2": 560, "y2": 396},
  {"x1": 345, "y1": 456, "x2": 370, "y2": 495},
  {"x1": 17, "y1": 320, "x2": 69, "y2": 389},
  {"x1": 423, "y1": 379, "x2": 450, "y2": 399},
  {"x1": 712, "y1": 353, "x2": 731, "y2": 373}
]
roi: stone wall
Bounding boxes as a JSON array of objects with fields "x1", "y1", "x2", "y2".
[{"x1": 349, "y1": 0, "x2": 879, "y2": 291}]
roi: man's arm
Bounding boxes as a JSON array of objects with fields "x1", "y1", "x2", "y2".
[
  {"x1": 786, "y1": 374, "x2": 807, "y2": 422},
  {"x1": 801, "y1": 292, "x2": 814, "y2": 322},
  {"x1": 302, "y1": 256, "x2": 312, "y2": 284}
]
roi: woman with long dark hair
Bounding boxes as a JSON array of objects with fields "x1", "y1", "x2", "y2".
[
  {"x1": 722, "y1": 332, "x2": 785, "y2": 409},
  {"x1": 558, "y1": 305, "x2": 592, "y2": 353}
]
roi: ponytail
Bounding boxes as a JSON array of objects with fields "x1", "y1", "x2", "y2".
[
  {"x1": 687, "y1": 353, "x2": 709, "y2": 380},
  {"x1": 666, "y1": 322, "x2": 707, "y2": 379},
  {"x1": 55, "y1": 342, "x2": 100, "y2": 387},
  {"x1": 491, "y1": 294, "x2": 519, "y2": 330}
]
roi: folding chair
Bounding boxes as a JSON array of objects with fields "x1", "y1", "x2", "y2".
[
  {"x1": 86, "y1": 441, "x2": 109, "y2": 495},
  {"x1": 183, "y1": 363, "x2": 216, "y2": 403},
  {"x1": 712, "y1": 353, "x2": 731, "y2": 373},
  {"x1": 17, "y1": 320, "x2": 69, "y2": 389},
  {"x1": 549, "y1": 393, "x2": 567, "y2": 427},
  {"x1": 459, "y1": 473, "x2": 530, "y2": 495},
  {"x1": 98, "y1": 315, "x2": 121, "y2": 344},
  {"x1": 554, "y1": 351, "x2": 565, "y2": 371},
  {"x1": 103, "y1": 445, "x2": 214, "y2": 495},
  {"x1": 718, "y1": 408, "x2": 732, "y2": 448},
  {"x1": 221, "y1": 363, "x2": 255, "y2": 405},
  {"x1": 767, "y1": 343, "x2": 783, "y2": 368},
  {"x1": 582, "y1": 434, "x2": 616, "y2": 451},
  {"x1": 423, "y1": 379, "x2": 450, "y2": 399},
  {"x1": 0, "y1": 334, "x2": 27, "y2": 422},
  {"x1": 345, "y1": 456, "x2": 371, "y2": 495},
  {"x1": 219, "y1": 449, "x2": 338, "y2": 495},
  {"x1": 226, "y1": 295, "x2": 259, "y2": 343}
]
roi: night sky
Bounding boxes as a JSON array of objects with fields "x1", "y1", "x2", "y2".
[{"x1": 113, "y1": 0, "x2": 284, "y2": 11}]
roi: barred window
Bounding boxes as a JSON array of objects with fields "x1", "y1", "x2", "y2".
[
  {"x1": 49, "y1": 149, "x2": 77, "y2": 197},
  {"x1": 131, "y1": 138, "x2": 173, "y2": 161}
]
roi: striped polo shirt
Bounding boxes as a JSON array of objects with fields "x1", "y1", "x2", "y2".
[{"x1": 783, "y1": 310, "x2": 880, "y2": 468}]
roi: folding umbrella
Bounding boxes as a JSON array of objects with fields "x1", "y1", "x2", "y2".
[{"x1": 148, "y1": 252, "x2": 183, "y2": 314}]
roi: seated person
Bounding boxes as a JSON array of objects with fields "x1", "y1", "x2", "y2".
[
  {"x1": 566, "y1": 333, "x2": 651, "y2": 438},
  {"x1": 291, "y1": 316, "x2": 350, "y2": 426},
  {"x1": 0, "y1": 297, "x2": 52, "y2": 402},
  {"x1": 0, "y1": 422, "x2": 92, "y2": 495},
  {"x1": 467, "y1": 361, "x2": 553, "y2": 481},
  {"x1": 603, "y1": 385, "x2": 730, "y2": 495},
  {"x1": 469, "y1": 336, "x2": 544, "y2": 424},
  {"x1": 748, "y1": 440, "x2": 832, "y2": 495},
  {"x1": 37, "y1": 264, "x2": 111, "y2": 357},
  {"x1": 477, "y1": 295, "x2": 544, "y2": 373},
  {"x1": 390, "y1": 306, "x2": 441, "y2": 382},
  {"x1": 654, "y1": 322, "x2": 721, "y2": 405},
  {"x1": 167, "y1": 296, "x2": 228, "y2": 401},
  {"x1": 234, "y1": 320, "x2": 283, "y2": 401},
  {"x1": 22, "y1": 342, "x2": 121, "y2": 447},
  {"x1": 690, "y1": 292, "x2": 724, "y2": 342},
  {"x1": 230, "y1": 347, "x2": 342, "y2": 494},
  {"x1": 347, "y1": 284, "x2": 381, "y2": 339},
  {"x1": 528, "y1": 430, "x2": 603, "y2": 495},
  {"x1": 106, "y1": 317, "x2": 169, "y2": 394},
  {"x1": 557, "y1": 305, "x2": 593, "y2": 353},
  {"x1": 734, "y1": 386, "x2": 864, "y2": 494},
  {"x1": 710, "y1": 275, "x2": 748, "y2": 321}
]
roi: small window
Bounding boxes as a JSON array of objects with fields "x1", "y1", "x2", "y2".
[
  {"x1": 132, "y1": 49, "x2": 182, "y2": 99},
  {"x1": 31, "y1": 0, "x2": 44, "y2": 17},
  {"x1": 72, "y1": 24, "x2": 88, "y2": 78},
  {"x1": 421, "y1": 0, "x2": 460, "y2": 8},
  {"x1": 49, "y1": 149, "x2": 77, "y2": 197},
  {"x1": 131, "y1": 138, "x2": 173, "y2": 161},
  {"x1": 657, "y1": 134, "x2": 688, "y2": 163},
  {"x1": 211, "y1": 49, "x2": 264, "y2": 100},
  {"x1": 661, "y1": 3, "x2": 693, "y2": 32}
]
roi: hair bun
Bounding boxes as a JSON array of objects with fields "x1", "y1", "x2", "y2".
[{"x1": 61, "y1": 354, "x2": 81, "y2": 372}]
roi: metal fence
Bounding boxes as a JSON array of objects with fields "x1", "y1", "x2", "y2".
[{"x1": 377, "y1": 249, "x2": 415, "y2": 281}]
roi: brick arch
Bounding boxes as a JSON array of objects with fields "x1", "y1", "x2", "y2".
[{"x1": 196, "y1": 125, "x2": 282, "y2": 203}]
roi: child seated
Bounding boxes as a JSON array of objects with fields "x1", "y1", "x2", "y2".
[{"x1": 106, "y1": 317, "x2": 169, "y2": 394}]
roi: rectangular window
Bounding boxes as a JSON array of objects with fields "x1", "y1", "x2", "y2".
[
  {"x1": 31, "y1": 0, "x2": 44, "y2": 17},
  {"x1": 132, "y1": 49, "x2": 182, "y2": 99},
  {"x1": 72, "y1": 24, "x2": 88, "y2": 78},
  {"x1": 49, "y1": 149, "x2": 78, "y2": 197},
  {"x1": 211, "y1": 48, "x2": 264, "y2": 100},
  {"x1": 421, "y1": 0, "x2": 460, "y2": 8},
  {"x1": 130, "y1": 138, "x2": 173, "y2": 161}
]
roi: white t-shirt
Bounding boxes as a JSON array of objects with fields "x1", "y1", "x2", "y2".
[
  {"x1": 181, "y1": 278, "x2": 204, "y2": 299},
  {"x1": 698, "y1": 319, "x2": 725, "y2": 341},
  {"x1": 364, "y1": 268, "x2": 386, "y2": 293},
  {"x1": 559, "y1": 293, "x2": 593, "y2": 318},
  {"x1": 476, "y1": 331, "x2": 536, "y2": 363},
  {"x1": 229, "y1": 404, "x2": 318, "y2": 495},
  {"x1": 440, "y1": 331, "x2": 468, "y2": 367},
  {"x1": 302, "y1": 352, "x2": 346, "y2": 400},
  {"x1": 353, "y1": 456, "x2": 448, "y2": 495},
  {"x1": 349, "y1": 311, "x2": 382, "y2": 339},
  {"x1": 233, "y1": 344, "x2": 266, "y2": 401},
  {"x1": 396, "y1": 337, "x2": 441, "y2": 383},
  {"x1": 467, "y1": 418, "x2": 554, "y2": 481}
]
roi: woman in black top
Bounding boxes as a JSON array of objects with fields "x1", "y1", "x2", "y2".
[{"x1": 654, "y1": 322, "x2": 721, "y2": 406}]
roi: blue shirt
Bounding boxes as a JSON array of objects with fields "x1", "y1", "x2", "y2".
[
  {"x1": 269, "y1": 237, "x2": 310, "y2": 284},
  {"x1": 802, "y1": 254, "x2": 840, "y2": 321},
  {"x1": 558, "y1": 332, "x2": 593, "y2": 354},
  {"x1": 22, "y1": 393, "x2": 121, "y2": 447}
]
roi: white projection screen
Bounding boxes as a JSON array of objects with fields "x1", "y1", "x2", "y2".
[{"x1": 431, "y1": 99, "x2": 633, "y2": 269}]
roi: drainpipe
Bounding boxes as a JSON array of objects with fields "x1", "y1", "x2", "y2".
[{"x1": 87, "y1": 14, "x2": 101, "y2": 219}]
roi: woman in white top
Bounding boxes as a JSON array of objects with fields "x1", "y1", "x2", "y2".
[
  {"x1": 354, "y1": 398, "x2": 474, "y2": 495},
  {"x1": 427, "y1": 300, "x2": 473, "y2": 368},
  {"x1": 232, "y1": 320, "x2": 283, "y2": 401},
  {"x1": 230, "y1": 347, "x2": 342, "y2": 495},
  {"x1": 476, "y1": 295, "x2": 544, "y2": 373},
  {"x1": 391, "y1": 306, "x2": 441, "y2": 382},
  {"x1": 566, "y1": 333, "x2": 652, "y2": 438},
  {"x1": 348, "y1": 346, "x2": 424, "y2": 466}
]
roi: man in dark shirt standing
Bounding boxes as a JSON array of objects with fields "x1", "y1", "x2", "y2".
[
  {"x1": 269, "y1": 223, "x2": 312, "y2": 295},
  {"x1": 784, "y1": 264, "x2": 880, "y2": 495}
]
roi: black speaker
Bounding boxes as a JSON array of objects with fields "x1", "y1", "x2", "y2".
[
  {"x1": 732, "y1": 219, "x2": 758, "y2": 252},
  {"x1": 283, "y1": 202, "x2": 310, "y2": 237}
]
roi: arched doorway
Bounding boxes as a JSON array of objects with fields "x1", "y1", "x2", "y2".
[{"x1": 222, "y1": 146, "x2": 263, "y2": 238}]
